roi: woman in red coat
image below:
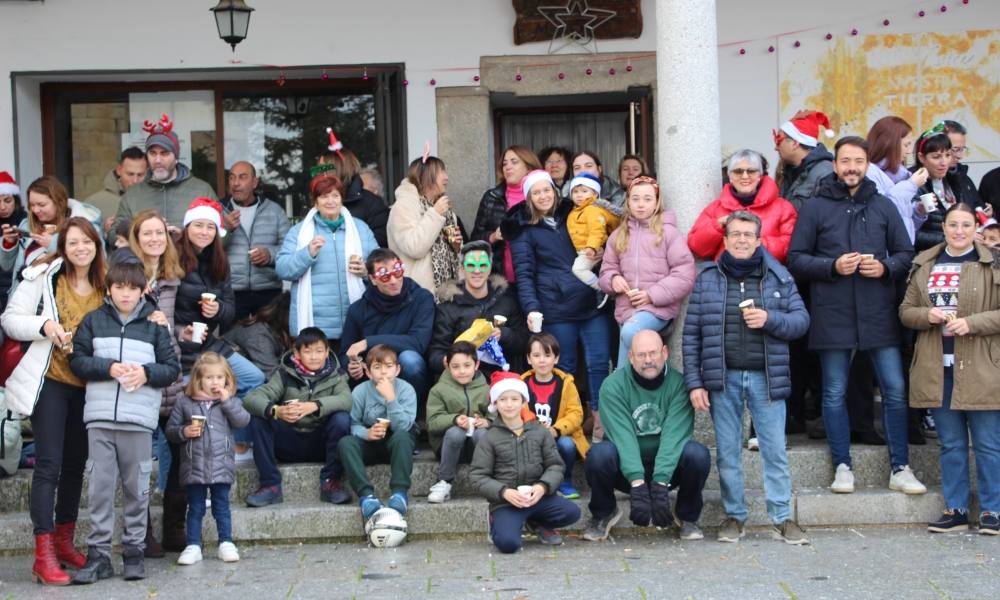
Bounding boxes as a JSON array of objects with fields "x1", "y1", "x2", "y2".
[{"x1": 688, "y1": 149, "x2": 798, "y2": 263}]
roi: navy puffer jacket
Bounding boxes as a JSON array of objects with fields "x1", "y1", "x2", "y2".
[{"x1": 682, "y1": 249, "x2": 809, "y2": 400}]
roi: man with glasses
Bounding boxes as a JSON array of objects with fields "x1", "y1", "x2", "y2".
[
  {"x1": 684, "y1": 211, "x2": 810, "y2": 544},
  {"x1": 942, "y1": 120, "x2": 986, "y2": 213},
  {"x1": 340, "y1": 248, "x2": 435, "y2": 402},
  {"x1": 774, "y1": 110, "x2": 835, "y2": 212},
  {"x1": 581, "y1": 330, "x2": 710, "y2": 542},
  {"x1": 428, "y1": 241, "x2": 528, "y2": 377}
]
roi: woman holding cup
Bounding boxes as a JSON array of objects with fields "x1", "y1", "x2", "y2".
[
  {"x1": 865, "y1": 116, "x2": 929, "y2": 244},
  {"x1": 388, "y1": 155, "x2": 464, "y2": 293},
  {"x1": 2, "y1": 217, "x2": 105, "y2": 585},
  {"x1": 277, "y1": 171, "x2": 377, "y2": 345},
  {"x1": 899, "y1": 203, "x2": 1000, "y2": 535}
]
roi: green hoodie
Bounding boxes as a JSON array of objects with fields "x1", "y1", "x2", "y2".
[
  {"x1": 425, "y1": 369, "x2": 490, "y2": 452},
  {"x1": 599, "y1": 366, "x2": 693, "y2": 484},
  {"x1": 243, "y1": 351, "x2": 353, "y2": 433}
]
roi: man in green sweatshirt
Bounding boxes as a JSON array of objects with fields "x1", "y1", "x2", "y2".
[{"x1": 582, "y1": 329, "x2": 710, "y2": 542}]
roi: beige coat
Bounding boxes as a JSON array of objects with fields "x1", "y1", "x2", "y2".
[
  {"x1": 387, "y1": 179, "x2": 447, "y2": 292},
  {"x1": 899, "y1": 242, "x2": 1000, "y2": 410}
]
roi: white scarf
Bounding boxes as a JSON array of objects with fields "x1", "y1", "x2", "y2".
[{"x1": 295, "y1": 206, "x2": 365, "y2": 333}]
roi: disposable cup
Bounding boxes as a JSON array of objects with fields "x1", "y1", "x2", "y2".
[
  {"x1": 517, "y1": 485, "x2": 533, "y2": 495},
  {"x1": 919, "y1": 193, "x2": 938, "y2": 213},
  {"x1": 191, "y1": 322, "x2": 208, "y2": 344},
  {"x1": 738, "y1": 299, "x2": 755, "y2": 312}
]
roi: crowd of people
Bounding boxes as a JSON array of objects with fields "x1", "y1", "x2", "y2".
[{"x1": 1, "y1": 106, "x2": 999, "y2": 584}]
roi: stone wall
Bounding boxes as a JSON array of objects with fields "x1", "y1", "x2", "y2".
[{"x1": 70, "y1": 103, "x2": 129, "y2": 199}]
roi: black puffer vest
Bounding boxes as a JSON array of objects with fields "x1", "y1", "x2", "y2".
[{"x1": 722, "y1": 268, "x2": 766, "y2": 372}]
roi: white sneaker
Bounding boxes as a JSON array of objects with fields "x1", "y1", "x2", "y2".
[
  {"x1": 217, "y1": 541, "x2": 240, "y2": 562},
  {"x1": 830, "y1": 463, "x2": 855, "y2": 494},
  {"x1": 235, "y1": 448, "x2": 254, "y2": 464},
  {"x1": 177, "y1": 544, "x2": 203, "y2": 565},
  {"x1": 889, "y1": 465, "x2": 927, "y2": 495},
  {"x1": 427, "y1": 480, "x2": 452, "y2": 504},
  {"x1": 747, "y1": 437, "x2": 759, "y2": 451}
]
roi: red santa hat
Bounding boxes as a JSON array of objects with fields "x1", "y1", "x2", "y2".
[
  {"x1": 779, "y1": 110, "x2": 836, "y2": 147},
  {"x1": 182, "y1": 197, "x2": 226, "y2": 238},
  {"x1": 488, "y1": 371, "x2": 529, "y2": 414},
  {"x1": 0, "y1": 171, "x2": 18, "y2": 196}
]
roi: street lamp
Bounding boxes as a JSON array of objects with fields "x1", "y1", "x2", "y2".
[{"x1": 211, "y1": 0, "x2": 254, "y2": 52}]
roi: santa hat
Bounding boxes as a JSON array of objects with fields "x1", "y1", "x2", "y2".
[
  {"x1": 143, "y1": 113, "x2": 180, "y2": 156},
  {"x1": 183, "y1": 197, "x2": 226, "y2": 238},
  {"x1": 521, "y1": 169, "x2": 555, "y2": 199},
  {"x1": 0, "y1": 171, "x2": 18, "y2": 196},
  {"x1": 569, "y1": 172, "x2": 601, "y2": 197},
  {"x1": 779, "y1": 110, "x2": 835, "y2": 148},
  {"x1": 488, "y1": 371, "x2": 529, "y2": 414}
]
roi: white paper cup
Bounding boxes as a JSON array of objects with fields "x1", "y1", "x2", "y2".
[
  {"x1": 201, "y1": 292, "x2": 217, "y2": 303},
  {"x1": 919, "y1": 193, "x2": 938, "y2": 213},
  {"x1": 527, "y1": 311, "x2": 543, "y2": 333},
  {"x1": 738, "y1": 299, "x2": 755, "y2": 312},
  {"x1": 376, "y1": 417, "x2": 391, "y2": 429},
  {"x1": 191, "y1": 322, "x2": 208, "y2": 344},
  {"x1": 493, "y1": 315, "x2": 507, "y2": 327},
  {"x1": 517, "y1": 485, "x2": 533, "y2": 495},
  {"x1": 190, "y1": 415, "x2": 207, "y2": 433},
  {"x1": 860, "y1": 253, "x2": 874, "y2": 261}
]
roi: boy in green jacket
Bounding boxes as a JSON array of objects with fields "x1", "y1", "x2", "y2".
[
  {"x1": 426, "y1": 342, "x2": 491, "y2": 504},
  {"x1": 243, "y1": 327, "x2": 354, "y2": 507},
  {"x1": 469, "y1": 372, "x2": 581, "y2": 553}
]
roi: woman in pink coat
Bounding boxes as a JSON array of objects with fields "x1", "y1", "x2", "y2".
[{"x1": 599, "y1": 176, "x2": 696, "y2": 367}]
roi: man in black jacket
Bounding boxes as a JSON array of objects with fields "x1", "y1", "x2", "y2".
[{"x1": 788, "y1": 136, "x2": 926, "y2": 497}]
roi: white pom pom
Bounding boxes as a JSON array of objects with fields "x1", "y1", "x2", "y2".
[
  {"x1": 326, "y1": 127, "x2": 332, "y2": 134},
  {"x1": 824, "y1": 129, "x2": 835, "y2": 138}
]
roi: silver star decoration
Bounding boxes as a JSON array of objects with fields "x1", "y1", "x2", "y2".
[{"x1": 538, "y1": 0, "x2": 616, "y2": 54}]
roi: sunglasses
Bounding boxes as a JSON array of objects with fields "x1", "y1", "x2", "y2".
[
  {"x1": 730, "y1": 168, "x2": 760, "y2": 177},
  {"x1": 372, "y1": 261, "x2": 404, "y2": 282},
  {"x1": 463, "y1": 257, "x2": 492, "y2": 273},
  {"x1": 771, "y1": 129, "x2": 787, "y2": 146}
]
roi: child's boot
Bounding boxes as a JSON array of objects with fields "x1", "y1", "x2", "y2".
[{"x1": 122, "y1": 545, "x2": 145, "y2": 581}]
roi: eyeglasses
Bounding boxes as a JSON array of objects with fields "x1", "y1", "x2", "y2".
[
  {"x1": 726, "y1": 231, "x2": 758, "y2": 240},
  {"x1": 730, "y1": 168, "x2": 760, "y2": 177},
  {"x1": 544, "y1": 158, "x2": 564, "y2": 166},
  {"x1": 463, "y1": 257, "x2": 492, "y2": 273},
  {"x1": 631, "y1": 351, "x2": 662, "y2": 361},
  {"x1": 951, "y1": 146, "x2": 969, "y2": 157},
  {"x1": 771, "y1": 129, "x2": 787, "y2": 146},
  {"x1": 372, "y1": 261, "x2": 404, "y2": 282}
]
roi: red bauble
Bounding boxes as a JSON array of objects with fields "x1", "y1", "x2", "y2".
[
  {"x1": 585, "y1": 68, "x2": 593, "y2": 75},
  {"x1": 558, "y1": 72, "x2": 565, "y2": 80},
  {"x1": 625, "y1": 64, "x2": 633, "y2": 72}
]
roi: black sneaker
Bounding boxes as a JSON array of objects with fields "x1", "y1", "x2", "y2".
[
  {"x1": 922, "y1": 413, "x2": 938, "y2": 439},
  {"x1": 245, "y1": 484, "x2": 283, "y2": 507},
  {"x1": 927, "y1": 509, "x2": 969, "y2": 533},
  {"x1": 582, "y1": 506, "x2": 623, "y2": 541},
  {"x1": 320, "y1": 479, "x2": 351, "y2": 504},
  {"x1": 980, "y1": 512, "x2": 999, "y2": 536},
  {"x1": 73, "y1": 549, "x2": 114, "y2": 585},
  {"x1": 524, "y1": 521, "x2": 563, "y2": 546},
  {"x1": 122, "y1": 545, "x2": 145, "y2": 581}
]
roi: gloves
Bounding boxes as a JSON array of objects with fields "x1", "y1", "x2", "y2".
[
  {"x1": 650, "y1": 482, "x2": 673, "y2": 528},
  {"x1": 628, "y1": 483, "x2": 652, "y2": 527}
]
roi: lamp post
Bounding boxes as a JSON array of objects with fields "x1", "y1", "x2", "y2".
[{"x1": 211, "y1": 0, "x2": 254, "y2": 52}]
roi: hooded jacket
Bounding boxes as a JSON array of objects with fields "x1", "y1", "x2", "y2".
[
  {"x1": 84, "y1": 168, "x2": 124, "y2": 223},
  {"x1": 780, "y1": 143, "x2": 834, "y2": 211},
  {"x1": 343, "y1": 175, "x2": 390, "y2": 248},
  {"x1": 469, "y1": 419, "x2": 565, "y2": 512},
  {"x1": 687, "y1": 176, "x2": 798, "y2": 263},
  {"x1": 113, "y1": 163, "x2": 217, "y2": 234},
  {"x1": 425, "y1": 369, "x2": 490, "y2": 452},
  {"x1": 243, "y1": 351, "x2": 353, "y2": 433},
  {"x1": 787, "y1": 174, "x2": 914, "y2": 350},
  {"x1": 220, "y1": 194, "x2": 290, "y2": 292},
  {"x1": 338, "y1": 277, "x2": 435, "y2": 368},
  {"x1": 166, "y1": 393, "x2": 250, "y2": 486}
]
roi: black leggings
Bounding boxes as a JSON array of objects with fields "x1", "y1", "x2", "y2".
[{"x1": 29, "y1": 378, "x2": 88, "y2": 535}]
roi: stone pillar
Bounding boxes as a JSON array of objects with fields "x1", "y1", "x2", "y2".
[
  {"x1": 435, "y1": 87, "x2": 491, "y2": 232},
  {"x1": 655, "y1": 1, "x2": 722, "y2": 443}
]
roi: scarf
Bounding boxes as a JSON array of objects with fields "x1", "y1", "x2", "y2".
[
  {"x1": 733, "y1": 189, "x2": 758, "y2": 207},
  {"x1": 422, "y1": 195, "x2": 461, "y2": 291},
  {"x1": 295, "y1": 207, "x2": 364, "y2": 333},
  {"x1": 503, "y1": 183, "x2": 525, "y2": 281},
  {"x1": 718, "y1": 247, "x2": 764, "y2": 280},
  {"x1": 291, "y1": 354, "x2": 336, "y2": 380}
]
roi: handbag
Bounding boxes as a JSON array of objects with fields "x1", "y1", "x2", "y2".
[{"x1": 0, "y1": 336, "x2": 29, "y2": 388}]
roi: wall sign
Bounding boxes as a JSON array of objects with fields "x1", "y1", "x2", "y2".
[{"x1": 513, "y1": 0, "x2": 642, "y2": 53}]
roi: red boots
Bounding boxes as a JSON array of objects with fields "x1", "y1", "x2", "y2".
[
  {"x1": 32, "y1": 533, "x2": 70, "y2": 586},
  {"x1": 53, "y1": 522, "x2": 87, "y2": 569}
]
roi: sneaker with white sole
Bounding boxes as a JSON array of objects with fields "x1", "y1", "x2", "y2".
[
  {"x1": 177, "y1": 545, "x2": 203, "y2": 566},
  {"x1": 677, "y1": 520, "x2": 704, "y2": 540},
  {"x1": 889, "y1": 465, "x2": 927, "y2": 495},
  {"x1": 217, "y1": 541, "x2": 240, "y2": 562},
  {"x1": 234, "y1": 447, "x2": 254, "y2": 464},
  {"x1": 427, "y1": 480, "x2": 452, "y2": 504},
  {"x1": 772, "y1": 520, "x2": 809, "y2": 545},
  {"x1": 830, "y1": 463, "x2": 855, "y2": 494},
  {"x1": 747, "y1": 437, "x2": 759, "y2": 452}
]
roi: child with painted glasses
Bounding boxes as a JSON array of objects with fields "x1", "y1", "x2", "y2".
[
  {"x1": 567, "y1": 172, "x2": 621, "y2": 308},
  {"x1": 425, "y1": 341, "x2": 491, "y2": 503},
  {"x1": 166, "y1": 353, "x2": 250, "y2": 566},
  {"x1": 521, "y1": 332, "x2": 589, "y2": 499},
  {"x1": 469, "y1": 371, "x2": 581, "y2": 553},
  {"x1": 338, "y1": 344, "x2": 419, "y2": 523}
]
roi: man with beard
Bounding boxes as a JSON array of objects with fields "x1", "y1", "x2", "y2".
[
  {"x1": 787, "y1": 137, "x2": 925, "y2": 496},
  {"x1": 114, "y1": 115, "x2": 217, "y2": 234}
]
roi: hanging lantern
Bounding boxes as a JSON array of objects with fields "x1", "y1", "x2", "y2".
[{"x1": 211, "y1": 0, "x2": 255, "y2": 52}]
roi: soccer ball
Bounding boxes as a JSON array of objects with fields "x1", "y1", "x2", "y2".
[{"x1": 365, "y1": 507, "x2": 408, "y2": 547}]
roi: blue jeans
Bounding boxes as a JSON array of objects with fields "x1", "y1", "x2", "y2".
[
  {"x1": 617, "y1": 312, "x2": 671, "y2": 370},
  {"x1": 818, "y1": 347, "x2": 909, "y2": 469},
  {"x1": 556, "y1": 436, "x2": 577, "y2": 483},
  {"x1": 250, "y1": 411, "x2": 351, "y2": 487},
  {"x1": 710, "y1": 370, "x2": 792, "y2": 524},
  {"x1": 932, "y1": 367, "x2": 1000, "y2": 514},
  {"x1": 490, "y1": 494, "x2": 581, "y2": 554},
  {"x1": 545, "y1": 316, "x2": 611, "y2": 411},
  {"x1": 186, "y1": 483, "x2": 232, "y2": 545},
  {"x1": 228, "y1": 353, "x2": 265, "y2": 444},
  {"x1": 397, "y1": 350, "x2": 428, "y2": 404}
]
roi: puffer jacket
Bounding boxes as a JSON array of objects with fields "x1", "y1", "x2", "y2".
[
  {"x1": 520, "y1": 368, "x2": 589, "y2": 460},
  {"x1": 471, "y1": 182, "x2": 509, "y2": 274},
  {"x1": 469, "y1": 419, "x2": 565, "y2": 512},
  {"x1": 687, "y1": 176, "x2": 798, "y2": 262},
  {"x1": 165, "y1": 393, "x2": 251, "y2": 486},
  {"x1": 387, "y1": 179, "x2": 458, "y2": 293},
  {"x1": 566, "y1": 196, "x2": 621, "y2": 252},
  {"x1": 425, "y1": 369, "x2": 490, "y2": 452},
  {"x1": 506, "y1": 200, "x2": 599, "y2": 324},
  {"x1": 900, "y1": 242, "x2": 1000, "y2": 410},
  {"x1": 682, "y1": 249, "x2": 810, "y2": 400},
  {"x1": 780, "y1": 144, "x2": 834, "y2": 211},
  {"x1": 113, "y1": 163, "x2": 218, "y2": 232},
  {"x1": 70, "y1": 298, "x2": 181, "y2": 432},
  {"x1": 0, "y1": 198, "x2": 103, "y2": 297},
  {"x1": 220, "y1": 194, "x2": 290, "y2": 292},
  {"x1": 175, "y1": 249, "x2": 236, "y2": 373},
  {"x1": 788, "y1": 174, "x2": 914, "y2": 350},
  {"x1": 243, "y1": 351, "x2": 353, "y2": 433},
  {"x1": 343, "y1": 175, "x2": 389, "y2": 248},
  {"x1": 912, "y1": 167, "x2": 988, "y2": 252},
  {"x1": 276, "y1": 210, "x2": 378, "y2": 339},
  {"x1": 561, "y1": 174, "x2": 626, "y2": 208},
  {"x1": 427, "y1": 275, "x2": 528, "y2": 376},
  {"x1": 84, "y1": 168, "x2": 124, "y2": 224},
  {"x1": 221, "y1": 321, "x2": 287, "y2": 379},
  {"x1": 598, "y1": 210, "x2": 696, "y2": 325},
  {"x1": 338, "y1": 277, "x2": 435, "y2": 367}
]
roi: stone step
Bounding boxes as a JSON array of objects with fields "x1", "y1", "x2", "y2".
[
  {"x1": 0, "y1": 487, "x2": 948, "y2": 553},
  {"x1": 0, "y1": 436, "x2": 950, "y2": 513}
]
